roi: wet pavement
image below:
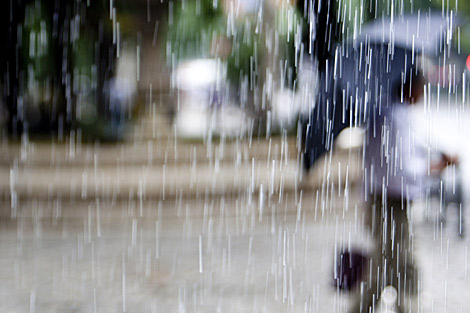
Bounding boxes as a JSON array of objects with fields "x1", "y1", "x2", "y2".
[
  {"x1": 1, "y1": 191, "x2": 469, "y2": 313},
  {"x1": 0, "y1": 102, "x2": 469, "y2": 312}
]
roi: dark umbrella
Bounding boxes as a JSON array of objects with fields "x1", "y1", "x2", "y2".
[
  {"x1": 357, "y1": 12, "x2": 457, "y2": 56},
  {"x1": 303, "y1": 12, "x2": 458, "y2": 170}
]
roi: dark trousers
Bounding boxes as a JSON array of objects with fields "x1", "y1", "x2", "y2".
[{"x1": 350, "y1": 197, "x2": 418, "y2": 313}]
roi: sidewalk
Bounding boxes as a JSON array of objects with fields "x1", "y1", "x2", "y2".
[
  {"x1": 1, "y1": 188, "x2": 468, "y2": 313},
  {"x1": 0, "y1": 190, "x2": 368, "y2": 313},
  {"x1": 0, "y1": 123, "x2": 368, "y2": 312},
  {"x1": 0, "y1": 103, "x2": 469, "y2": 312}
]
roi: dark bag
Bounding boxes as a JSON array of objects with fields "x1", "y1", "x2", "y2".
[{"x1": 333, "y1": 249, "x2": 368, "y2": 291}]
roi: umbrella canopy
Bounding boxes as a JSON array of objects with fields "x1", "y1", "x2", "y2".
[
  {"x1": 303, "y1": 12, "x2": 460, "y2": 171},
  {"x1": 356, "y1": 12, "x2": 457, "y2": 56},
  {"x1": 303, "y1": 42, "x2": 414, "y2": 169}
]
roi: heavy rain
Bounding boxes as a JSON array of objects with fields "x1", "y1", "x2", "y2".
[{"x1": 0, "y1": 0, "x2": 469, "y2": 312}]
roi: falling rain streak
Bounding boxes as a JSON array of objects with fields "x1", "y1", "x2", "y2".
[{"x1": 0, "y1": 0, "x2": 469, "y2": 312}]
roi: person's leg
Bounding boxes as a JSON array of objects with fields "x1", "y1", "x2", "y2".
[
  {"x1": 349, "y1": 198, "x2": 382, "y2": 313},
  {"x1": 385, "y1": 199, "x2": 417, "y2": 312},
  {"x1": 350, "y1": 197, "x2": 417, "y2": 313},
  {"x1": 455, "y1": 167, "x2": 464, "y2": 237}
]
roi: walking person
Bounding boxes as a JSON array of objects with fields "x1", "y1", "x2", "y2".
[
  {"x1": 350, "y1": 69, "x2": 425, "y2": 313},
  {"x1": 298, "y1": 8, "x2": 460, "y2": 311}
]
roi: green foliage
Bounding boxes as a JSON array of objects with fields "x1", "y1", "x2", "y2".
[
  {"x1": 226, "y1": 21, "x2": 259, "y2": 87},
  {"x1": 429, "y1": 0, "x2": 470, "y2": 13},
  {"x1": 276, "y1": 6, "x2": 303, "y2": 89},
  {"x1": 167, "y1": 0, "x2": 226, "y2": 60},
  {"x1": 225, "y1": 4, "x2": 302, "y2": 89},
  {"x1": 22, "y1": 1, "x2": 54, "y2": 86},
  {"x1": 168, "y1": 1, "x2": 303, "y2": 89}
]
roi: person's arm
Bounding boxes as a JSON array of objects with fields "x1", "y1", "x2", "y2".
[{"x1": 430, "y1": 152, "x2": 460, "y2": 173}]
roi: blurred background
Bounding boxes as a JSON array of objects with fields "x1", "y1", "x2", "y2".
[{"x1": 0, "y1": 0, "x2": 470, "y2": 312}]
